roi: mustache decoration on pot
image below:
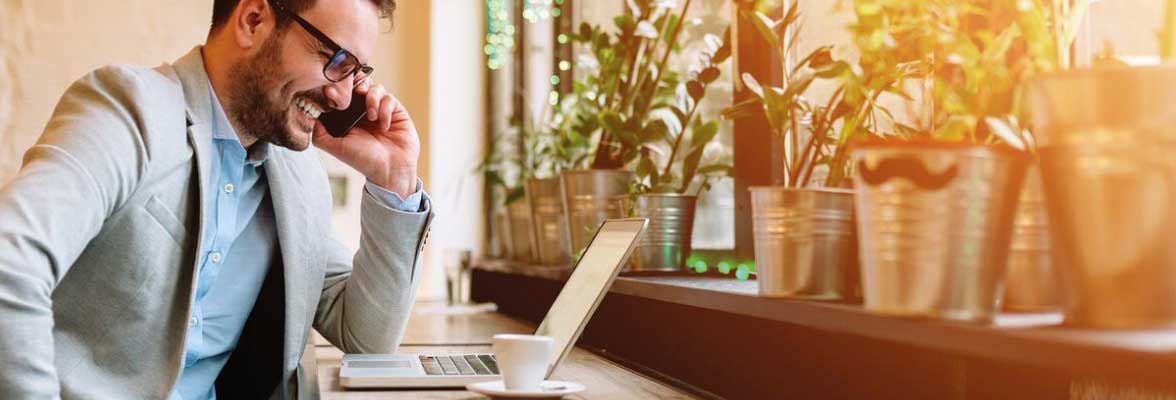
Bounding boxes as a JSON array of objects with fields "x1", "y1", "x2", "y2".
[{"x1": 857, "y1": 156, "x2": 959, "y2": 190}]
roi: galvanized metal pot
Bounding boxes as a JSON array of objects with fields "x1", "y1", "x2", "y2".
[
  {"x1": 525, "y1": 178, "x2": 571, "y2": 265},
  {"x1": 1031, "y1": 66, "x2": 1176, "y2": 328},
  {"x1": 852, "y1": 142, "x2": 1029, "y2": 323},
  {"x1": 560, "y1": 169, "x2": 635, "y2": 257},
  {"x1": 629, "y1": 194, "x2": 697, "y2": 272},
  {"x1": 1003, "y1": 164, "x2": 1059, "y2": 311},
  {"x1": 750, "y1": 187, "x2": 859, "y2": 301},
  {"x1": 506, "y1": 200, "x2": 534, "y2": 262}
]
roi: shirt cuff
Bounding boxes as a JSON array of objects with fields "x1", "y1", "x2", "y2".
[{"x1": 364, "y1": 178, "x2": 428, "y2": 213}]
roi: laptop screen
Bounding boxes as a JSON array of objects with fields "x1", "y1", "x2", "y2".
[{"x1": 533, "y1": 219, "x2": 646, "y2": 373}]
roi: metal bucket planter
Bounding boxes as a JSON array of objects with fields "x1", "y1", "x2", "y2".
[
  {"x1": 629, "y1": 194, "x2": 697, "y2": 272},
  {"x1": 525, "y1": 178, "x2": 571, "y2": 265},
  {"x1": 1031, "y1": 66, "x2": 1176, "y2": 328},
  {"x1": 1003, "y1": 164, "x2": 1059, "y2": 311},
  {"x1": 560, "y1": 169, "x2": 635, "y2": 258},
  {"x1": 750, "y1": 187, "x2": 858, "y2": 301},
  {"x1": 506, "y1": 200, "x2": 534, "y2": 262},
  {"x1": 852, "y1": 142, "x2": 1029, "y2": 323}
]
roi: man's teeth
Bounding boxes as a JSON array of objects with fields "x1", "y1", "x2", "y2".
[{"x1": 294, "y1": 98, "x2": 323, "y2": 119}]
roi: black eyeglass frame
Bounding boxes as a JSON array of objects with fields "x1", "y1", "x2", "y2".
[{"x1": 268, "y1": 0, "x2": 374, "y2": 84}]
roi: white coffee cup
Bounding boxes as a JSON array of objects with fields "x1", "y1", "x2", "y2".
[{"x1": 492, "y1": 333, "x2": 554, "y2": 391}]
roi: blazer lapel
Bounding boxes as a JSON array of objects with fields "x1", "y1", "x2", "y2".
[
  {"x1": 170, "y1": 46, "x2": 214, "y2": 291},
  {"x1": 264, "y1": 153, "x2": 314, "y2": 375}
]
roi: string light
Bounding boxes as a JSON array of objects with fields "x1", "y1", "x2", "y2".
[
  {"x1": 523, "y1": 0, "x2": 556, "y2": 23},
  {"x1": 484, "y1": 0, "x2": 515, "y2": 70}
]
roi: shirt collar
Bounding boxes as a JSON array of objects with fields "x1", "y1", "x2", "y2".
[{"x1": 207, "y1": 82, "x2": 270, "y2": 166}]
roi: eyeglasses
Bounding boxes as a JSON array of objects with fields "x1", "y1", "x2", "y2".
[{"x1": 269, "y1": 0, "x2": 374, "y2": 84}]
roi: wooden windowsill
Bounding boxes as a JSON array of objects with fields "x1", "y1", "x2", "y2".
[{"x1": 474, "y1": 258, "x2": 1176, "y2": 386}]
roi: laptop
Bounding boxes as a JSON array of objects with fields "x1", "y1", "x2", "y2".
[{"x1": 338, "y1": 218, "x2": 650, "y2": 388}]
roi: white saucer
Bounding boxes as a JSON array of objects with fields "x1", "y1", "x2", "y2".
[{"x1": 466, "y1": 380, "x2": 586, "y2": 399}]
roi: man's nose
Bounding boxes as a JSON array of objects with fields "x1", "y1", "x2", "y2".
[{"x1": 324, "y1": 78, "x2": 355, "y2": 110}]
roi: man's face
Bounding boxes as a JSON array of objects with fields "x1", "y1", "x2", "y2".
[{"x1": 227, "y1": 0, "x2": 381, "y2": 151}]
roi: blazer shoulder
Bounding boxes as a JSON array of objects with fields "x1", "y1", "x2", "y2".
[
  {"x1": 71, "y1": 64, "x2": 184, "y2": 114},
  {"x1": 34, "y1": 64, "x2": 189, "y2": 191}
]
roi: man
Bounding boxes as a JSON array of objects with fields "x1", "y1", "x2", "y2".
[{"x1": 0, "y1": 0, "x2": 430, "y2": 398}]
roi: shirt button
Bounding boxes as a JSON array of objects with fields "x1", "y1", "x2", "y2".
[
  {"x1": 189, "y1": 316, "x2": 199, "y2": 327},
  {"x1": 209, "y1": 251, "x2": 223, "y2": 263},
  {"x1": 224, "y1": 183, "x2": 235, "y2": 194}
]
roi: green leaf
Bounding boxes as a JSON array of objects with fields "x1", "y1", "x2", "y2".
[
  {"x1": 740, "y1": 73, "x2": 765, "y2": 99},
  {"x1": 712, "y1": 26, "x2": 733, "y2": 64},
  {"x1": 780, "y1": 1, "x2": 801, "y2": 35},
  {"x1": 636, "y1": 155, "x2": 655, "y2": 179},
  {"x1": 578, "y1": 22, "x2": 593, "y2": 42},
  {"x1": 699, "y1": 67, "x2": 721, "y2": 84},
  {"x1": 614, "y1": 15, "x2": 636, "y2": 35},
  {"x1": 687, "y1": 80, "x2": 705, "y2": 101},
  {"x1": 720, "y1": 98, "x2": 765, "y2": 121},
  {"x1": 697, "y1": 164, "x2": 733, "y2": 176},
  {"x1": 600, "y1": 111, "x2": 624, "y2": 133},
  {"x1": 814, "y1": 60, "x2": 849, "y2": 79},
  {"x1": 484, "y1": 170, "x2": 506, "y2": 188},
  {"x1": 760, "y1": 87, "x2": 791, "y2": 135},
  {"x1": 691, "y1": 120, "x2": 720, "y2": 148},
  {"x1": 679, "y1": 146, "x2": 706, "y2": 193},
  {"x1": 504, "y1": 187, "x2": 526, "y2": 205},
  {"x1": 741, "y1": 10, "x2": 782, "y2": 58},
  {"x1": 639, "y1": 119, "x2": 670, "y2": 143},
  {"x1": 984, "y1": 117, "x2": 1026, "y2": 151},
  {"x1": 802, "y1": 46, "x2": 835, "y2": 69}
]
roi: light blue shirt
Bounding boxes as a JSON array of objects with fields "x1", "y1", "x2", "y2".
[{"x1": 170, "y1": 82, "x2": 427, "y2": 400}]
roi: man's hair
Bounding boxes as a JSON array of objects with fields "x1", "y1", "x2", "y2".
[{"x1": 211, "y1": 0, "x2": 396, "y2": 31}]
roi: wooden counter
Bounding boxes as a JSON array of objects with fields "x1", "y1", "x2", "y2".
[{"x1": 316, "y1": 309, "x2": 698, "y2": 399}]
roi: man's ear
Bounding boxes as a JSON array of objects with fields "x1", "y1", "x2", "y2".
[{"x1": 232, "y1": 0, "x2": 274, "y2": 49}]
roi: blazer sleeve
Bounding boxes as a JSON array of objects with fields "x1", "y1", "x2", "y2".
[
  {"x1": 0, "y1": 66, "x2": 158, "y2": 398},
  {"x1": 312, "y1": 187, "x2": 433, "y2": 353}
]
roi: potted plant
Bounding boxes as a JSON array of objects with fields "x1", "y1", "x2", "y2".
[
  {"x1": 1027, "y1": 0, "x2": 1176, "y2": 328},
  {"x1": 720, "y1": 2, "x2": 898, "y2": 300},
  {"x1": 560, "y1": 0, "x2": 728, "y2": 259},
  {"x1": 847, "y1": 0, "x2": 1038, "y2": 323},
  {"x1": 481, "y1": 116, "x2": 535, "y2": 262},
  {"x1": 993, "y1": 0, "x2": 1088, "y2": 312},
  {"x1": 624, "y1": 34, "x2": 733, "y2": 271},
  {"x1": 523, "y1": 96, "x2": 594, "y2": 266}
]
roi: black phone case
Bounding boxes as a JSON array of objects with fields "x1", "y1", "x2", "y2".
[{"x1": 319, "y1": 92, "x2": 368, "y2": 138}]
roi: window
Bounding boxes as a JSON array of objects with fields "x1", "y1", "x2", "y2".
[
  {"x1": 677, "y1": 0, "x2": 736, "y2": 250},
  {"x1": 1082, "y1": 0, "x2": 1164, "y2": 64}
]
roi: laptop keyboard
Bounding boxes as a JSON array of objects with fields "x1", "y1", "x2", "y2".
[{"x1": 420, "y1": 354, "x2": 499, "y2": 376}]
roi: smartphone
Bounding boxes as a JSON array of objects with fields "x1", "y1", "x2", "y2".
[{"x1": 319, "y1": 92, "x2": 368, "y2": 138}]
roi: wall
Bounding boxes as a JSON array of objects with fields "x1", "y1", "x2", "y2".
[
  {"x1": 0, "y1": 0, "x2": 213, "y2": 184},
  {"x1": 426, "y1": 0, "x2": 486, "y2": 301}
]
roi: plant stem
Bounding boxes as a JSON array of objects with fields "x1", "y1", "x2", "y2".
[
  {"x1": 784, "y1": 105, "x2": 800, "y2": 186},
  {"x1": 798, "y1": 88, "x2": 844, "y2": 187},
  {"x1": 637, "y1": 0, "x2": 694, "y2": 121},
  {"x1": 661, "y1": 98, "x2": 702, "y2": 181},
  {"x1": 620, "y1": 13, "x2": 671, "y2": 114},
  {"x1": 694, "y1": 176, "x2": 711, "y2": 196}
]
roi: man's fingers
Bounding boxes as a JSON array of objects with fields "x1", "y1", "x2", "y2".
[
  {"x1": 366, "y1": 84, "x2": 386, "y2": 122},
  {"x1": 353, "y1": 77, "x2": 372, "y2": 95},
  {"x1": 311, "y1": 122, "x2": 342, "y2": 152},
  {"x1": 378, "y1": 95, "x2": 394, "y2": 133}
]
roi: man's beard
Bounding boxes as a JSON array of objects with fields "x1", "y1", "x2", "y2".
[{"x1": 226, "y1": 31, "x2": 328, "y2": 151}]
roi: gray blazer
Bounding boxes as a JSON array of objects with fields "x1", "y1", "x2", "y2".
[{"x1": 0, "y1": 47, "x2": 433, "y2": 399}]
